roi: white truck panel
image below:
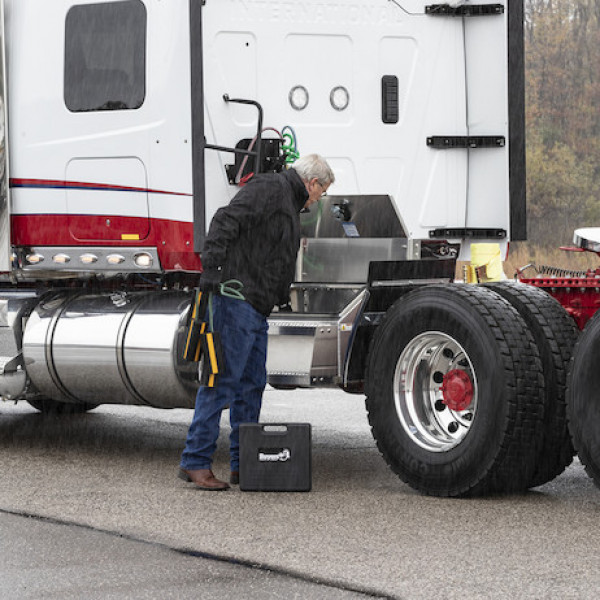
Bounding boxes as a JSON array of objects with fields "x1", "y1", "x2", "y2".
[
  {"x1": 5, "y1": 0, "x2": 194, "y2": 223},
  {"x1": 202, "y1": 0, "x2": 511, "y2": 248}
]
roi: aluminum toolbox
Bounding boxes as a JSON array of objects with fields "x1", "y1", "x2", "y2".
[{"x1": 239, "y1": 423, "x2": 311, "y2": 492}]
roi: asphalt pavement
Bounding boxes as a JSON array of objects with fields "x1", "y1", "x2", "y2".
[
  {"x1": 0, "y1": 511, "x2": 375, "y2": 599},
  {"x1": 1, "y1": 387, "x2": 600, "y2": 599}
]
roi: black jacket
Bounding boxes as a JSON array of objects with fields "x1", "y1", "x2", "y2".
[{"x1": 201, "y1": 168, "x2": 308, "y2": 316}]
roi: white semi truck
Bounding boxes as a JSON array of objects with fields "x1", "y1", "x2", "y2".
[{"x1": 1, "y1": 0, "x2": 583, "y2": 497}]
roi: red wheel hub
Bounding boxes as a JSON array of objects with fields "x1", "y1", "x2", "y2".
[{"x1": 440, "y1": 369, "x2": 474, "y2": 411}]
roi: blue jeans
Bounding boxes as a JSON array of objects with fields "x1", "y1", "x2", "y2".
[{"x1": 180, "y1": 294, "x2": 268, "y2": 472}]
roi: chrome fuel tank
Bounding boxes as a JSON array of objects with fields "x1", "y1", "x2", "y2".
[{"x1": 22, "y1": 290, "x2": 198, "y2": 408}]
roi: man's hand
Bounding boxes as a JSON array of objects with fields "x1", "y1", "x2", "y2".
[
  {"x1": 276, "y1": 300, "x2": 293, "y2": 312},
  {"x1": 198, "y1": 268, "x2": 222, "y2": 293}
]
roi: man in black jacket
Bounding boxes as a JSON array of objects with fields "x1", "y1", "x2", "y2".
[{"x1": 179, "y1": 154, "x2": 335, "y2": 490}]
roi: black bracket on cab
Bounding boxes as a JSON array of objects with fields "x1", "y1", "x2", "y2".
[
  {"x1": 428, "y1": 228, "x2": 507, "y2": 239},
  {"x1": 425, "y1": 4, "x2": 504, "y2": 16},
  {"x1": 427, "y1": 136, "x2": 505, "y2": 149}
]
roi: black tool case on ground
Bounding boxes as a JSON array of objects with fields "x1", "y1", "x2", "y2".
[{"x1": 239, "y1": 423, "x2": 312, "y2": 492}]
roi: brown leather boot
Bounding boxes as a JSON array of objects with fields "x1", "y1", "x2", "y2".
[{"x1": 178, "y1": 468, "x2": 230, "y2": 491}]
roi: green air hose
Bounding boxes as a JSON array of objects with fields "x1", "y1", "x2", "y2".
[
  {"x1": 282, "y1": 132, "x2": 299, "y2": 164},
  {"x1": 207, "y1": 279, "x2": 245, "y2": 333},
  {"x1": 219, "y1": 279, "x2": 245, "y2": 300}
]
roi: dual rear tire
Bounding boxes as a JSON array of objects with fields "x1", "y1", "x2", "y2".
[
  {"x1": 567, "y1": 310, "x2": 600, "y2": 487},
  {"x1": 365, "y1": 283, "x2": 576, "y2": 497}
]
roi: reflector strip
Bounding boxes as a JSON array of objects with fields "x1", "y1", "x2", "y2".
[{"x1": 206, "y1": 332, "x2": 219, "y2": 376}]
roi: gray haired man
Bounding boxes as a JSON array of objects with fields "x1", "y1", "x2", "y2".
[{"x1": 179, "y1": 154, "x2": 335, "y2": 490}]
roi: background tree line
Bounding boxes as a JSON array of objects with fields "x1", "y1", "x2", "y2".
[{"x1": 525, "y1": 0, "x2": 600, "y2": 247}]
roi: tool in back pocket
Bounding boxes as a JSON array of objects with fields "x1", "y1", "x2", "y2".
[{"x1": 182, "y1": 288, "x2": 209, "y2": 363}]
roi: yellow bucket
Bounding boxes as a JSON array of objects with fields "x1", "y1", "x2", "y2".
[{"x1": 465, "y1": 243, "x2": 506, "y2": 283}]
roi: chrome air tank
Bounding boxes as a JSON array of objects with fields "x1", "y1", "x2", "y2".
[{"x1": 22, "y1": 290, "x2": 198, "y2": 408}]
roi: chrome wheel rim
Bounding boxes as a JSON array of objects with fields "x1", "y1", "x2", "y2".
[{"x1": 393, "y1": 331, "x2": 478, "y2": 452}]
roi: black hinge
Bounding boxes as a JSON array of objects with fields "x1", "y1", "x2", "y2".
[
  {"x1": 425, "y1": 4, "x2": 504, "y2": 17},
  {"x1": 429, "y1": 228, "x2": 507, "y2": 239},
  {"x1": 427, "y1": 136, "x2": 505, "y2": 149}
]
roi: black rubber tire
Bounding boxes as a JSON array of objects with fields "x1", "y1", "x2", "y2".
[
  {"x1": 27, "y1": 397, "x2": 98, "y2": 415},
  {"x1": 365, "y1": 284, "x2": 545, "y2": 497},
  {"x1": 485, "y1": 282, "x2": 578, "y2": 487},
  {"x1": 567, "y1": 309, "x2": 600, "y2": 488}
]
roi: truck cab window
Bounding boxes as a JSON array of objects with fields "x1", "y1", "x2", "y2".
[{"x1": 64, "y1": 0, "x2": 146, "y2": 112}]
